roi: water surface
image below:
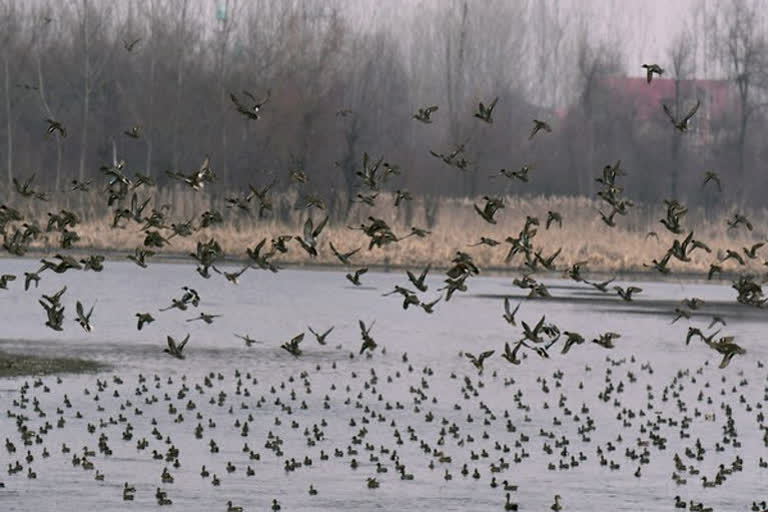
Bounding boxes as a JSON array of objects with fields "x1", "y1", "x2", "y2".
[{"x1": 1, "y1": 259, "x2": 766, "y2": 511}]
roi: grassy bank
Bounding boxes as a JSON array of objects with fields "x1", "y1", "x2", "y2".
[
  {"x1": 0, "y1": 349, "x2": 107, "y2": 378},
  {"x1": 4, "y1": 188, "x2": 768, "y2": 275}
]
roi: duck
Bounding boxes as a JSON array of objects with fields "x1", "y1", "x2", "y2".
[
  {"x1": 505, "y1": 493, "x2": 519, "y2": 511},
  {"x1": 227, "y1": 501, "x2": 243, "y2": 512}
]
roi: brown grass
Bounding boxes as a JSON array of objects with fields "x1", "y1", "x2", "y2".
[{"x1": 5, "y1": 187, "x2": 768, "y2": 275}]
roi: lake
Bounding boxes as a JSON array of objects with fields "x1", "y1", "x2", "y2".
[{"x1": 1, "y1": 258, "x2": 767, "y2": 511}]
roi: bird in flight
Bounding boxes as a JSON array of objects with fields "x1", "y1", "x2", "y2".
[
  {"x1": 502, "y1": 297, "x2": 520, "y2": 326},
  {"x1": 474, "y1": 97, "x2": 498, "y2": 123},
  {"x1": 614, "y1": 285, "x2": 642, "y2": 302},
  {"x1": 136, "y1": 313, "x2": 155, "y2": 331},
  {"x1": 0, "y1": 274, "x2": 16, "y2": 290},
  {"x1": 330, "y1": 242, "x2": 360, "y2": 266},
  {"x1": 281, "y1": 333, "x2": 305, "y2": 357},
  {"x1": 529, "y1": 119, "x2": 551, "y2": 139},
  {"x1": 123, "y1": 38, "x2": 141, "y2": 51},
  {"x1": 308, "y1": 326, "x2": 334, "y2": 345},
  {"x1": 702, "y1": 171, "x2": 721, "y2": 191},
  {"x1": 164, "y1": 334, "x2": 190, "y2": 359},
  {"x1": 501, "y1": 341, "x2": 524, "y2": 365},
  {"x1": 406, "y1": 264, "x2": 431, "y2": 292},
  {"x1": 641, "y1": 63, "x2": 663, "y2": 83},
  {"x1": 186, "y1": 312, "x2": 221, "y2": 325},
  {"x1": 230, "y1": 89, "x2": 271, "y2": 120},
  {"x1": 413, "y1": 105, "x2": 438, "y2": 123},
  {"x1": 295, "y1": 215, "x2": 328, "y2": 257},
  {"x1": 358, "y1": 320, "x2": 377, "y2": 355},
  {"x1": 466, "y1": 350, "x2": 494, "y2": 371},
  {"x1": 46, "y1": 118, "x2": 67, "y2": 138},
  {"x1": 75, "y1": 300, "x2": 95, "y2": 332},
  {"x1": 662, "y1": 100, "x2": 700, "y2": 132},
  {"x1": 346, "y1": 268, "x2": 368, "y2": 286},
  {"x1": 235, "y1": 333, "x2": 259, "y2": 347}
]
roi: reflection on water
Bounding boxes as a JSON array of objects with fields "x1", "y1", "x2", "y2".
[{"x1": 1, "y1": 259, "x2": 767, "y2": 511}]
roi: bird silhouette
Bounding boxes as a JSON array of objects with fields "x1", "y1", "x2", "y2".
[
  {"x1": 641, "y1": 63, "x2": 664, "y2": 83},
  {"x1": 662, "y1": 100, "x2": 700, "y2": 132},
  {"x1": 164, "y1": 334, "x2": 190, "y2": 359},
  {"x1": 413, "y1": 105, "x2": 438, "y2": 123},
  {"x1": 474, "y1": 97, "x2": 498, "y2": 123},
  {"x1": 529, "y1": 119, "x2": 551, "y2": 139},
  {"x1": 75, "y1": 301, "x2": 95, "y2": 332},
  {"x1": 308, "y1": 326, "x2": 334, "y2": 345},
  {"x1": 466, "y1": 350, "x2": 494, "y2": 371}
]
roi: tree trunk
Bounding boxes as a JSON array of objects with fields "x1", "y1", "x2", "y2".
[
  {"x1": 145, "y1": 44, "x2": 155, "y2": 177},
  {"x1": 670, "y1": 80, "x2": 681, "y2": 200},
  {"x1": 36, "y1": 48, "x2": 62, "y2": 190},
  {"x1": 78, "y1": 0, "x2": 90, "y2": 182},
  {"x1": 171, "y1": 0, "x2": 189, "y2": 172},
  {"x1": 4, "y1": 54, "x2": 12, "y2": 189}
]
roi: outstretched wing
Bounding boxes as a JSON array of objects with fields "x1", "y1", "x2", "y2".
[
  {"x1": 302, "y1": 217, "x2": 313, "y2": 242},
  {"x1": 682, "y1": 99, "x2": 701, "y2": 123},
  {"x1": 662, "y1": 103, "x2": 676, "y2": 123},
  {"x1": 229, "y1": 93, "x2": 246, "y2": 111},
  {"x1": 418, "y1": 263, "x2": 431, "y2": 282},
  {"x1": 479, "y1": 350, "x2": 495, "y2": 362},
  {"x1": 313, "y1": 215, "x2": 329, "y2": 238}
]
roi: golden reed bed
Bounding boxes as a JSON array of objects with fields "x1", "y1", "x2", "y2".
[{"x1": 7, "y1": 187, "x2": 768, "y2": 276}]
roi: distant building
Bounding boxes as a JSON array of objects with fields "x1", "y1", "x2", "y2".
[{"x1": 596, "y1": 76, "x2": 737, "y2": 144}]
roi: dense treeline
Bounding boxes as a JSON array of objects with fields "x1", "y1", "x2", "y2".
[{"x1": 1, "y1": 0, "x2": 767, "y2": 212}]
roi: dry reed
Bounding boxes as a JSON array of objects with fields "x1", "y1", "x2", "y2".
[{"x1": 5, "y1": 187, "x2": 768, "y2": 276}]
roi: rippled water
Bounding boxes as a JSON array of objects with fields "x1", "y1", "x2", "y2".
[{"x1": 1, "y1": 258, "x2": 767, "y2": 511}]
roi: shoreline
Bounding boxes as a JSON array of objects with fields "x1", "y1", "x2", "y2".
[
  {"x1": 0, "y1": 349, "x2": 108, "y2": 379},
  {"x1": 0, "y1": 247, "x2": 737, "y2": 284}
]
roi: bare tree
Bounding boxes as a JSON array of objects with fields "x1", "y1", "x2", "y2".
[
  {"x1": 0, "y1": 0, "x2": 22, "y2": 188},
  {"x1": 572, "y1": 28, "x2": 624, "y2": 196},
  {"x1": 35, "y1": 14, "x2": 65, "y2": 190},
  {"x1": 667, "y1": 26, "x2": 696, "y2": 199},
  {"x1": 708, "y1": 0, "x2": 768, "y2": 197}
]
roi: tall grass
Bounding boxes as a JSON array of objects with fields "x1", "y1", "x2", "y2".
[{"x1": 4, "y1": 186, "x2": 767, "y2": 275}]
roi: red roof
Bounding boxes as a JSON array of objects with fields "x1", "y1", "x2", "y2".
[{"x1": 597, "y1": 75, "x2": 735, "y2": 121}]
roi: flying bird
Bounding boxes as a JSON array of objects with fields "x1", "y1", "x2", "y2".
[
  {"x1": 75, "y1": 301, "x2": 95, "y2": 332},
  {"x1": 529, "y1": 119, "x2": 551, "y2": 139},
  {"x1": 474, "y1": 97, "x2": 498, "y2": 123},
  {"x1": 135, "y1": 313, "x2": 155, "y2": 330},
  {"x1": 641, "y1": 63, "x2": 664, "y2": 83},
  {"x1": 466, "y1": 350, "x2": 494, "y2": 371},
  {"x1": 346, "y1": 268, "x2": 368, "y2": 286},
  {"x1": 164, "y1": 334, "x2": 190, "y2": 359},
  {"x1": 662, "y1": 100, "x2": 701, "y2": 132},
  {"x1": 502, "y1": 297, "x2": 520, "y2": 326},
  {"x1": 406, "y1": 264, "x2": 431, "y2": 292},
  {"x1": 230, "y1": 89, "x2": 271, "y2": 120},
  {"x1": 123, "y1": 38, "x2": 141, "y2": 51},
  {"x1": 413, "y1": 105, "x2": 438, "y2": 123},
  {"x1": 702, "y1": 171, "x2": 721, "y2": 191},
  {"x1": 308, "y1": 326, "x2": 334, "y2": 345}
]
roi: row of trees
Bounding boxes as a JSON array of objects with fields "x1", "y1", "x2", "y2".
[{"x1": 1, "y1": 0, "x2": 767, "y2": 211}]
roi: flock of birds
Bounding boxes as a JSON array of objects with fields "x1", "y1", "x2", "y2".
[{"x1": 1, "y1": 57, "x2": 768, "y2": 511}]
